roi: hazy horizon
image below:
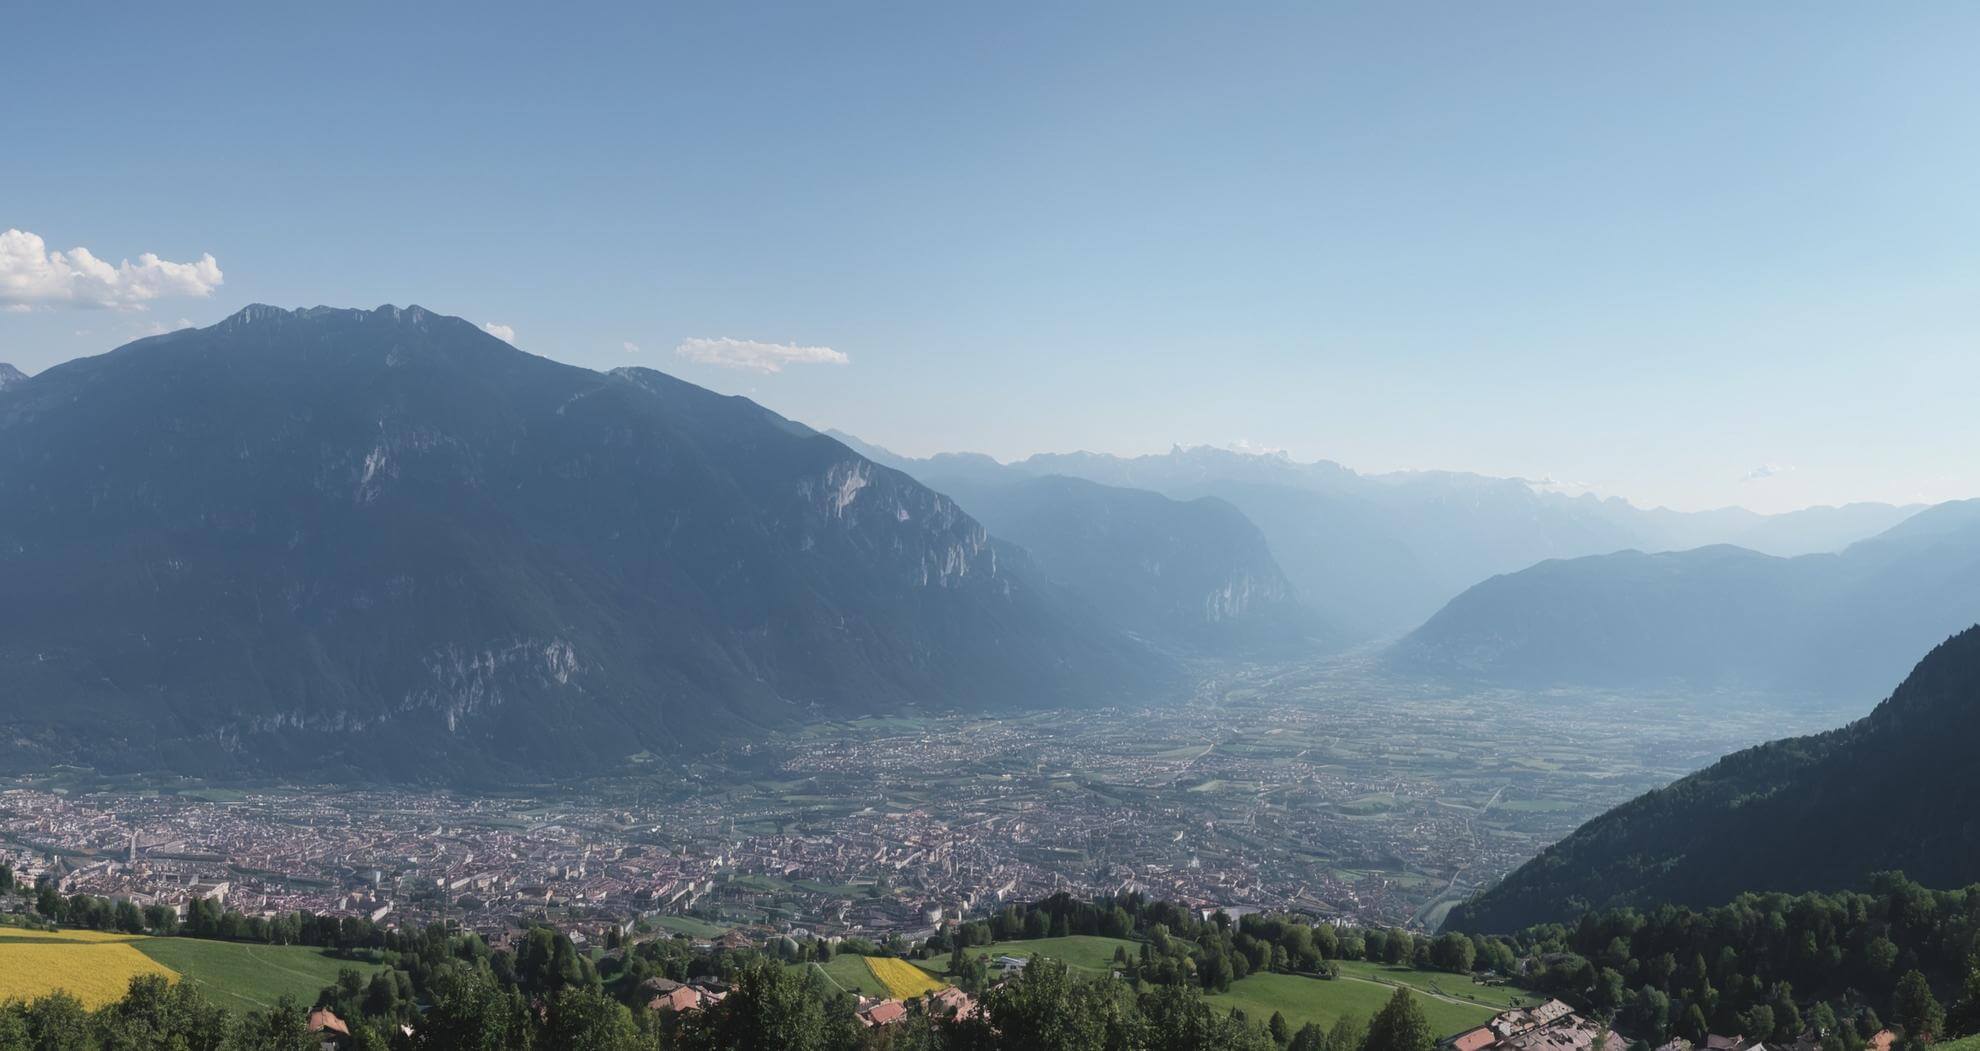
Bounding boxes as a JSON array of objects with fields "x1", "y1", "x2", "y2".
[
  {"x1": 5, "y1": 304, "x2": 1966, "y2": 519},
  {"x1": 10, "y1": 2, "x2": 1980, "y2": 513}
]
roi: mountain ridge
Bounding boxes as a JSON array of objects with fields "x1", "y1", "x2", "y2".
[
  {"x1": 0, "y1": 304, "x2": 1172, "y2": 781},
  {"x1": 1391, "y1": 499, "x2": 1980, "y2": 699},
  {"x1": 840, "y1": 440, "x2": 1922, "y2": 642}
]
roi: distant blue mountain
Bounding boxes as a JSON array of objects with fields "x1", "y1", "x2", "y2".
[
  {"x1": 845, "y1": 439, "x2": 1920, "y2": 644},
  {"x1": 1392, "y1": 500, "x2": 1980, "y2": 700}
]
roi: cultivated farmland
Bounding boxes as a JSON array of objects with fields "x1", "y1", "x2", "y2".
[
  {"x1": 866, "y1": 956, "x2": 949, "y2": 999},
  {"x1": 0, "y1": 930, "x2": 177, "y2": 1009}
]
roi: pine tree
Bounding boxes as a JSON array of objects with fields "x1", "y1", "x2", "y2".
[{"x1": 1366, "y1": 988, "x2": 1432, "y2": 1051}]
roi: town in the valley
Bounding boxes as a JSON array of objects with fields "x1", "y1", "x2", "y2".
[{"x1": 4, "y1": 665, "x2": 1853, "y2": 953}]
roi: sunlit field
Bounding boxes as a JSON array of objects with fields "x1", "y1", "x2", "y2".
[
  {"x1": 866, "y1": 956, "x2": 951, "y2": 999},
  {"x1": 0, "y1": 933, "x2": 178, "y2": 1009}
]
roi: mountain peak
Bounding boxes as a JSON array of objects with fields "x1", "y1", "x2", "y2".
[
  {"x1": 216, "y1": 302, "x2": 450, "y2": 332},
  {"x1": 0, "y1": 312, "x2": 1164, "y2": 778},
  {"x1": 0, "y1": 363, "x2": 25, "y2": 391}
]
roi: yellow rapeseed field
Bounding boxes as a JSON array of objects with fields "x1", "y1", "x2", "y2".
[
  {"x1": 864, "y1": 956, "x2": 949, "y2": 999},
  {"x1": 0, "y1": 935, "x2": 178, "y2": 1009},
  {"x1": 0, "y1": 927, "x2": 146, "y2": 943}
]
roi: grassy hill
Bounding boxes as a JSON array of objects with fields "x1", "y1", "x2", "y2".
[
  {"x1": 1332, "y1": 960, "x2": 1528, "y2": 1011},
  {"x1": 0, "y1": 930, "x2": 387, "y2": 1013},
  {"x1": 128, "y1": 938, "x2": 389, "y2": 1012},
  {"x1": 920, "y1": 935, "x2": 1141, "y2": 977},
  {"x1": 1208, "y1": 972, "x2": 1494, "y2": 1037},
  {"x1": 914, "y1": 935, "x2": 1499, "y2": 1038},
  {"x1": 792, "y1": 955, "x2": 903, "y2": 999}
]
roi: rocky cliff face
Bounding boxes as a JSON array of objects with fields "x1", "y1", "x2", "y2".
[
  {"x1": 0, "y1": 305, "x2": 1169, "y2": 781},
  {"x1": 910, "y1": 473, "x2": 1329, "y2": 655}
]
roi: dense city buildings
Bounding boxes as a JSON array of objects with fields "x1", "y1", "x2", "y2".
[{"x1": 2, "y1": 665, "x2": 1848, "y2": 947}]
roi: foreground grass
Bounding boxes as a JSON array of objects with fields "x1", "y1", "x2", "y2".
[
  {"x1": 131, "y1": 938, "x2": 389, "y2": 1012},
  {"x1": 1208, "y1": 972, "x2": 1494, "y2": 1038}
]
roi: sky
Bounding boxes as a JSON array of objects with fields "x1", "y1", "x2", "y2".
[{"x1": 5, "y1": 2, "x2": 1978, "y2": 514}]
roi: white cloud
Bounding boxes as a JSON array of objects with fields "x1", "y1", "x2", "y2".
[
  {"x1": 622, "y1": 341, "x2": 640, "y2": 354},
  {"x1": 1742, "y1": 463, "x2": 1792, "y2": 482},
  {"x1": 0, "y1": 228, "x2": 223, "y2": 311},
  {"x1": 674, "y1": 336, "x2": 848, "y2": 374},
  {"x1": 481, "y1": 322, "x2": 516, "y2": 344}
]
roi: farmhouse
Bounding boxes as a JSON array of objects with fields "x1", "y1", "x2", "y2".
[
  {"x1": 857, "y1": 999, "x2": 907, "y2": 1027},
  {"x1": 1443, "y1": 1000, "x2": 1613, "y2": 1051}
]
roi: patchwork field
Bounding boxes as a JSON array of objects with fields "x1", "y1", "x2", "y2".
[
  {"x1": 794, "y1": 954, "x2": 954, "y2": 1000},
  {"x1": 796, "y1": 954, "x2": 896, "y2": 998},
  {"x1": 866, "y1": 956, "x2": 948, "y2": 999},
  {"x1": 0, "y1": 928, "x2": 390, "y2": 1013},
  {"x1": 0, "y1": 929, "x2": 177, "y2": 1009}
]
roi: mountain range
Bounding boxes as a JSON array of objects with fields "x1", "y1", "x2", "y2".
[
  {"x1": 843, "y1": 439, "x2": 1923, "y2": 644},
  {"x1": 0, "y1": 363, "x2": 25, "y2": 392},
  {"x1": 0, "y1": 305, "x2": 1168, "y2": 780},
  {"x1": 1392, "y1": 499, "x2": 1980, "y2": 700},
  {"x1": 832, "y1": 433, "x2": 1326, "y2": 655},
  {"x1": 1448, "y1": 623, "x2": 1980, "y2": 932}
]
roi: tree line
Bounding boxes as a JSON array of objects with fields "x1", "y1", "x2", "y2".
[
  {"x1": 0, "y1": 954, "x2": 1451, "y2": 1051},
  {"x1": 914, "y1": 891, "x2": 1516, "y2": 994},
  {"x1": 1459, "y1": 872, "x2": 1980, "y2": 1051}
]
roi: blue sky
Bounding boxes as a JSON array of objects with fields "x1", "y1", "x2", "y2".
[{"x1": 5, "y1": 1, "x2": 1977, "y2": 513}]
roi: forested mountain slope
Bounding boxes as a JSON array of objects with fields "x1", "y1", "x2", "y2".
[{"x1": 1448, "y1": 626, "x2": 1980, "y2": 932}]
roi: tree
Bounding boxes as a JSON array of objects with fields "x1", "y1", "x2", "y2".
[
  {"x1": 231, "y1": 995, "x2": 319, "y2": 1051},
  {"x1": 1947, "y1": 955, "x2": 1980, "y2": 1037},
  {"x1": 1681, "y1": 1004, "x2": 1711, "y2": 1042},
  {"x1": 1430, "y1": 933, "x2": 1477, "y2": 974},
  {"x1": 1325, "y1": 1014, "x2": 1367, "y2": 1051},
  {"x1": 1742, "y1": 1005, "x2": 1775, "y2": 1044},
  {"x1": 34, "y1": 881, "x2": 61, "y2": 921},
  {"x1": 1626, "y1": 986, "x2": 1671, "y2": 1043},
  {"x1": 22, "y1": 992, "x2": 89, "y2": 1051},
  {"x1": 414, "y1": 968, "x2": 534, "y2": 1051},
  {"x1": 674, "y1": 959, "x2": 858, "y2": 1051},
  {"x1": 540, "y1": 987, "x2": 651, "y2": 1051},
  {"x1": 1271, "y1": 1011, "x2": 1293, "y2": 1046},
  {"x1": 1366, "y1": 987, "x2": 1433, "y2": 1051},
  {"x1": 960, "y1": 957, "x2": 1136, "y2": 1051},
  {"x1": 1892, "y1": 970, "x2": 1944, "y2": 1042},
  {"x1": 94, "y1": 973, "x2": 230, "y2": 1051}
]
